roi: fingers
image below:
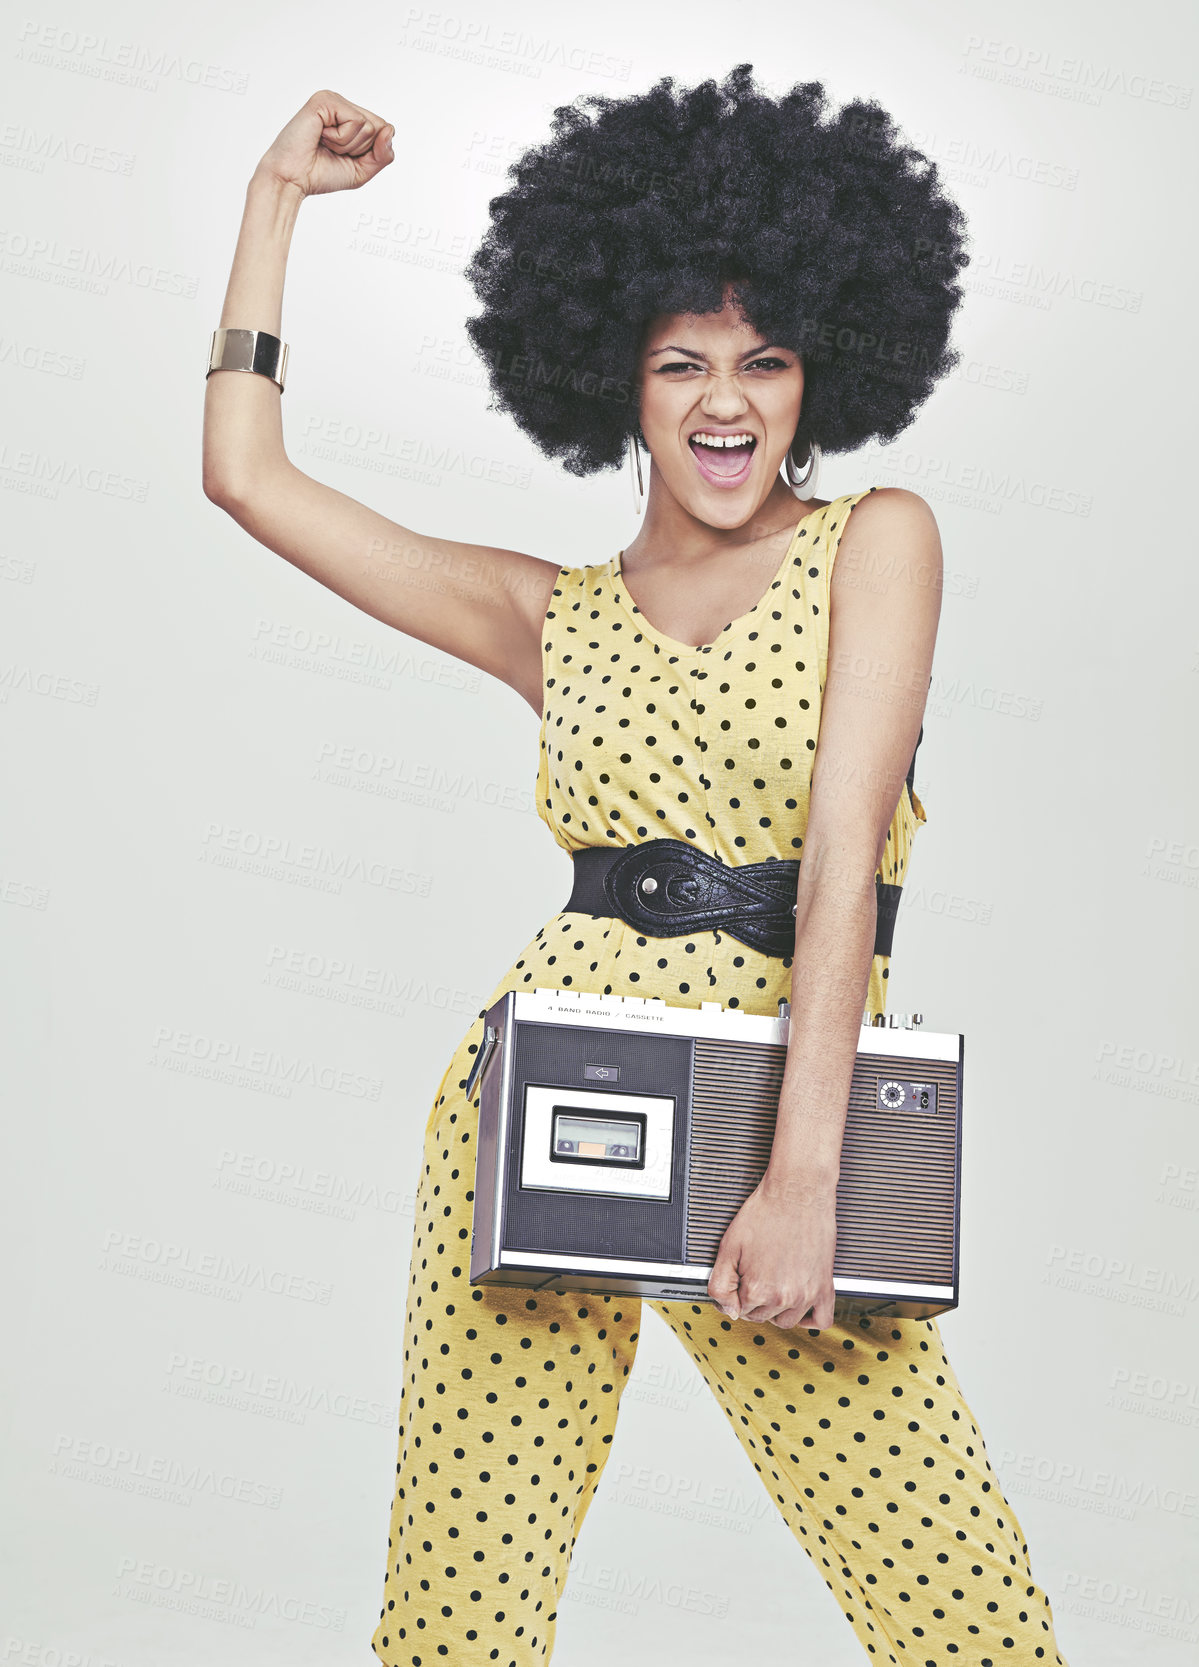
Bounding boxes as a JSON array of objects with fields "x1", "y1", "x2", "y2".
[
  {"x1": 708, "y1": 1259, "x2": 741, "y2": 1320},
  {"x1": 740, "y1": 1302, "x2": 790, "y2": 1326},
  {"x1": 322, "y1": 115, "x2": 377, "y2": 158},
  {"x1": 769, "y1": 1303, "x2": 820, "y2": 1330},
  {"x1": 345, "y1": 122, "x2": 395, "y2": 183},
  {"x1": 311, "y1": 90, "x2": 392, "y2": 160},
  {"x1": 733, "y1": 1289, "x2": 836, "y2": 1331}
]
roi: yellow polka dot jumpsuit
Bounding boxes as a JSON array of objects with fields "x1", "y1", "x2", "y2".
[{"x1": 371, "y1": 489, "x2": 1069, "y2": 1667}]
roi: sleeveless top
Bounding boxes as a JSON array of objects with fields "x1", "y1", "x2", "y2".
[{"x1": 522, "y1": 487, "x2": 928, "y2": 1026}]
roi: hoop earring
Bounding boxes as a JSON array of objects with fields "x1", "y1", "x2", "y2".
[
  {"x1": 783, "y1": 436, "x2": 821, "y2": 499},
  {"x1": 628, "y1": 431, "x2": 646, "y2": 516}
]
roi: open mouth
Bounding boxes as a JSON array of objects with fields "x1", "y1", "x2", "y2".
[{"x1": 688, "y1": 433, "x2": 757, "y2": 487}]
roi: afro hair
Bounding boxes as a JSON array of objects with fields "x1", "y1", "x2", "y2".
[{"x1": 463, "y1": 63, "x2": 971, "y2": 478}]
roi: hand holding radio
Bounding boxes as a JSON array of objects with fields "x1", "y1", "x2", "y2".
[{"x1": 709, "y1": 1182, "x2": 838, "y2": 1329}]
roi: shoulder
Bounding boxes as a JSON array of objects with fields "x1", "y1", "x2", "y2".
[
  {"x1": 546, "y1": 559, "x2": 601, "y2": 604},
  {"x1": 843, "y1": 484, "x2": 940, "y2": 537},
  {"x1": 827, "y1": 487, "x2": 943, "y2": 640},
  {"x1": 547, "y1": 558, "x2": 603, "y2": 584},
  {"x1": 538, "y1": 556, "x2": 593, "y2": 603},
  {"x1": 536, "y1": 558, "x2": 604, "y2": 633},
  {"x1": 832, "y1": 486, "x2": 943, "y2": 585}
]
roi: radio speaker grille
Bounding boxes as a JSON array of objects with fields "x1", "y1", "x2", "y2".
[{"x1": 685, "y1": 1039, "x2": 958, "y2": 1283}]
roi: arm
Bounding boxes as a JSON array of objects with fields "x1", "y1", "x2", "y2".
[
  {"x1": 203, "y1": 90, "x2": 558, "y2": 714},
  {"x1": 708, "y1": 487, "x2": 943, "y2": 1327},
  {"x1": 770, "y1": 487, "x2": 942, "y2": 1190}
]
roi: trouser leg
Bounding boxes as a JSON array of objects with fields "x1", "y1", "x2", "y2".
[
  {"x1": 652, "y1": 1301, "x2": 1069, "y2": 1667},
  {"x1": 371, "y1": 1039, "x2": 643, "y2": 1667}
]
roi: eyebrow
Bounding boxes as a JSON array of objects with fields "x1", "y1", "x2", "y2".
[{"x1": 645, "y1": 342, "x2": 792, "y2": 361}]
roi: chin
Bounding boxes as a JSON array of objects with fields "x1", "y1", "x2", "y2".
[
  {"x1": 703, "y1": 499, "x2": 764, "y2": 528},
  {"x1": 679, "y1": 474, "x2": 774, "y2": 526}
]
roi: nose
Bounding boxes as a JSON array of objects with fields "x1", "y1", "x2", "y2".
[{"x1": 699, "y1": 370, "x2": 752, "y2": 420}]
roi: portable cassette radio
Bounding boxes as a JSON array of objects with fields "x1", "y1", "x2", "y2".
[{"x1": 466, "y1": 988, "x2": 963, "y2": 1320}]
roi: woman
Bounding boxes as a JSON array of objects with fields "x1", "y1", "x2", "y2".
[{"x1": 203, "y1": 67, "x2": 1069, "y2": 1667}]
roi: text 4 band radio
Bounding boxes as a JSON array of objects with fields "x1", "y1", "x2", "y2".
[{"x1": 465, "y1": 986, "x2": 964, "y2": 1320}]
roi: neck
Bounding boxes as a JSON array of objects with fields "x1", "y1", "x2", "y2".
[{"x1": 625, "y1": 473, "x2": 815, "y2": 566}]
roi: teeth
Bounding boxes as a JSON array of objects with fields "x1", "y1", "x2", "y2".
[{"x1": 691, "y1": 432, "x2": 755, "y2": 448}]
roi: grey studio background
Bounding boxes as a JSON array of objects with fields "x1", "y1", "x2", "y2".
[{"x1": 2, "y1": 1, "x2": 1197, "y2": 1664}]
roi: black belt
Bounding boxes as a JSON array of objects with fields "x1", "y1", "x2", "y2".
[{"x1": 564, "y1": 838, "x2": 902, "y2": 961}]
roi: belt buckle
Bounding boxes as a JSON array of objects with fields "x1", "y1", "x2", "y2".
[{"x1": 604, "y1": 840, "x2": 795, "y2": 955}]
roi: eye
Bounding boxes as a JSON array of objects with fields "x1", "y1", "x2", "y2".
[{"x1": 652, "y1": 357, "x2": 791, "y2": 376}]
